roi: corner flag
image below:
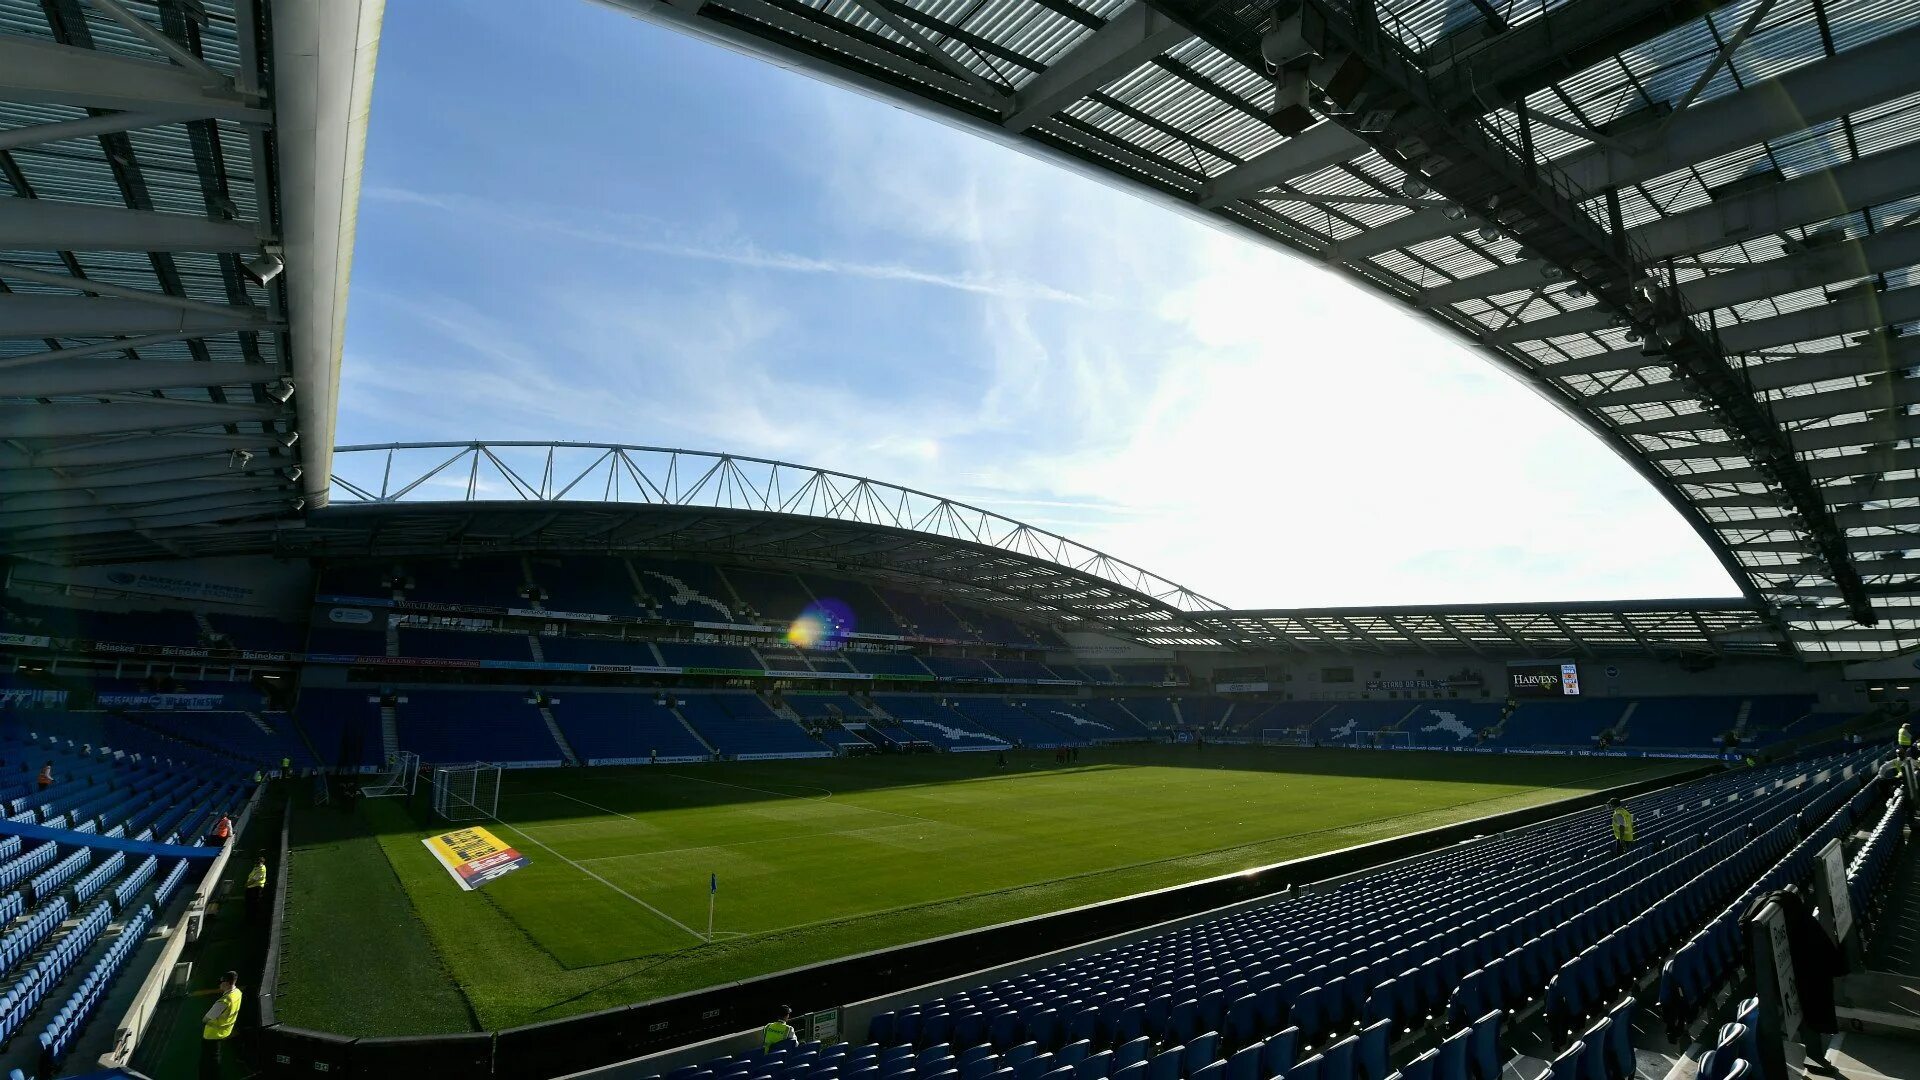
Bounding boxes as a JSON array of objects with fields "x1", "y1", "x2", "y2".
[{"x1": 707, "y1": 872, "x2": 717, "y2": 941}]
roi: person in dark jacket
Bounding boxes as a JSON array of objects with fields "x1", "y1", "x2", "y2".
[{"x1": 1754, "y1": 885, "x2": 1846, "y2": 1069}]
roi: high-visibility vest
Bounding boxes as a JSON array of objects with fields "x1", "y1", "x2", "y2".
[
  {"x1": 1901, "y1": 727, "x2": 1913, "y2": 747},
  {"x1": 247, "y1": 863, "x2": 267, "y2": 889},
  {"x1": 253, "y1": 771, "x2": 263, "y2": 783},
  {"x1": 204, "y1": 987, "x2": 242, "y2": 1040},
  {"x1": 1611, "y1": 807, "x2": 1636, "y2": 842},
  {"x1": 763, "y1": 1020, "x2": 793, "y2": 1050}
]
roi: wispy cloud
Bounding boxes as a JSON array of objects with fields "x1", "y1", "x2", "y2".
[{"x1": 362, "y1": 186, "x2": 1101, "y2": 306}]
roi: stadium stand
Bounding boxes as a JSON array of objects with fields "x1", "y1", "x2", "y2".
[
  {"x1": 784, "y1": 695, "x2": 873, "y2": 724},
  {"x1": 723, "y1": 568, "x2": 819, "y2": 623},
  {"x1": 530, "y1": 556, "x2": 649, "y2": 615},
  {"x1": 796, "y1": 575, "x2": 905, "y2": 635},
  {"x1": 676, "y1": 694, "x2": 827, "y2": 759},
  {"x1": 552, "y1": 694, "x2": 709, "y2": 764},
  {"x1": 985, "y1": 659, "x2": 1065, "y2": 682},
  {"x1": 952, "y1": 698, "x2": 1080, "y2": 748},
  {"x1": 1179, "y1": 698, "x2": 1231, "y2": 730},
  {"x1": 396, "y1": 689, "x2": 564, "y2": 766},
  {"x1": 543, "y1": 635, "x2": 657, "y2": 665},
  {"x1": 293, "y1": 688, "x2": 385, "y2": 768},
  {"x1": 1402, "y1": 702, "x2": 1504, "y2": 749},
  {"x1": 870, "y1": 697, "x2": 1008, "y2": 751},
  {"x1": 656, "y1": 641, "x2": 765, "y2": 671},
  {"x1": 847, "y1": 652, "x2": 935, "y2": 679},
  {"x1": 1033, "y1": 701, "x2": 1151, "y2": 741},
  {"x1": 305, "y1": 623, "x2": 386, "y2": 657},
  {"x1": 1496, "y1": 700, "x2": 1624, "y2": 750},
  {"x1": 1618, "y1": 698, "x2": 1742, "y2": 749},
  {"x1": 398, "y1": 627, "x2": 533, "y2": 663},
  {"x1": 758, "y1": 646, "x2": 816, "y2": 672},
  {"x1": 921, "y1": 656, "x2": 998, "y2": 681},
  {"x1": 653, "y1": 747, "x2": 1881, "y2": 1080},
  {"x1": 404, "y1": 558, "x2": 528, "y2": 608},
  {"x1": 632, "y1": 560, "x2": 739, "y2": 622},
  {"x1": 203, "y1": 612, "x2": 307, "y2": 653}
]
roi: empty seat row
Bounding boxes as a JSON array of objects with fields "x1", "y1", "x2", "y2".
[{"x1": 36, "y1": 901, "x2": 156, "y2": 1071}]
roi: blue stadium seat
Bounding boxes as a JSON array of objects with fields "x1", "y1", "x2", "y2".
[
  {"x1": 1226, "y1": 1044, "x2": 1262, "y2": 1080},
  {"x1": 1190, "y1": 1063, "x2": 1224, "y2": 1080},
  {"x1": 1057, "y1": 1041, "x2": 1089, "y2": 1068},
  {"x1": 1436, "y1": 1028, "x2": 1470, "y2": 1080},
  {"x1": 1148, "y1": 1047, "x2": 1182, "y2": 1080},
  {"x1": 1398, "y1": 1050, "x2": 1438, "y2": 1080},
  {"x1": 1113, "y1": 1039, "x2": 1149, "y2": 1070},
  {"x1": 1183, "y1": 1033, "x2": 1219, "y2": 1076},
  {"x1": 1261, "y1": 1027, "x2": 1299, "y2": 1077},
  {"x1": 1357, "y1": 1019, "x2": 1392, "y2": 1080},
  {"x1": 1077, "y1": 1051, "x2": 1112, "y2": 1080},
  {"x1": 1287, "y1": 1053, "x2": 1324, "y2": 1080},
  {"x1": 1544, "y1": 1042, "x2": 1585, "y2": 1080},
  {"x1": 1321, "y1": 1036, "x2": 1358, "y2": 1080}
]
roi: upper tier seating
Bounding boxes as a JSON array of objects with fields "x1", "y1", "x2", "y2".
[
  {"x1": 784, "y1": 695, "x2": 873, "y2": 723},
  {"x1": 316, "y1": 563, "x2": 392, "y2": 597},
  {"x1": 1738, "y1": 696, "x2": 1816, "y2": 745},
  {"x1": 1113, "y1": 663, "x2": 1181, "y2": 685},
  {"x1": 530, "y1": 556, "x2": 647, "y2": 615},
  {"x1": 755, "y1": 646, "x2": 815, "y2": 672},
  {"x1": 1119, "y1": 699, "x2": 1176, "y2": 730},
  {"x1": 1179, "y1": 698, "x2": 1231, "y2": 729},
  {"x1": 305, "y1": 624, "x2": 386, "y2": 657},
  {"x1": 655, "y1": 747, "x2": 1876, "y2": 1080},
  {"x1": 674, "y1": 694, "x2": 825, "y2": 758},
  {"x1": 632, "y1": 560, "x2": 738, "y2": 622},
  {"x1": 403, "y1": 558, "x2": 527, "y2": 608},
  {"x1": 722, "y1": 569, "x2": 818, "y2": 624},
  {"x1": 552, "y1": 695, "x2": 707, "y2": 764},
  {"x1": 796, "y1": 575, "x2": 908, "y2": 636},
  {"x1": 396, "y1": 690, "x2": 563, "y2": 766},
  {"x1": 871, "y1": 587, "x2": 971, "y2": 640}
]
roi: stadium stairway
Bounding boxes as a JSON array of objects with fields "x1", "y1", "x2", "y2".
[{"x1": 646, "y1": 749, "x2": 1884, "y2": 1080}]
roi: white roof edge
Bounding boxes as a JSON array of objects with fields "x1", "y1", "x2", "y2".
[{"x1": 273, "y1": 0, "x2": 387, "y2": 509}]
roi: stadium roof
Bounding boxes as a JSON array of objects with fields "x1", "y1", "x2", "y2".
[
  {"x1": 1188, "y1": 598, "x2": 1794, "y2": 657},
  {"x1": 0, "y1": 0, "x2": 376, "y2": 562},
  {"x1": 610, "y1": 0, "x2": 1920, "y2": 658},
  {"x1": 289, "y1": 441, "x2": 1228, "y2": 645}
]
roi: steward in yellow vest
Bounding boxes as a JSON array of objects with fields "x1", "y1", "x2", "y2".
[
  {"x1": 1609, "y1": 799, "x2": 1635, "y2": 855},
  {"x1": 201, "y1": 970, "x2": 242, "y2": 1077}
]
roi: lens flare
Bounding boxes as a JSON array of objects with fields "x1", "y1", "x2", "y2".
[{"x1": 786, "y1": 598, "x2": 855, "y2": 649}]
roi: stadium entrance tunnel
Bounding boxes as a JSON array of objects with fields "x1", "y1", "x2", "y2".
[{"x1": 250, "y1": 764, "x2": 1700, "y2": 1079}]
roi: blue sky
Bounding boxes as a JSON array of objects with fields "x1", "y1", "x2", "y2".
[{"x1": 336, "y1": 0, "x2": 1738, "y2": 608}]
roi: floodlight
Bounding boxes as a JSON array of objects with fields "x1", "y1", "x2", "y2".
[
  {"x1": 1477, "y1": 226, "x2": 1499, "y2": 242},
  {"x1": 1540, "y1": 265, "x2": 1564, "y2": 280},
  {"x1": 277, "y1": 430, "x2": 300, "y2": 449},
  {"x1": 289, "y1": 497, "x2": 306, "y2": 511},
  {"x1": 267, "y1": 378, "x2": 295, "y2": 403},
  {"x1": 1624, "y1": 328, "x2": 1643, "y2": 343},
  {"x1": 1442, "y1": 204, "x2": 1467, "y2": 221},
  {"x1": 1400, "y1": 178, "x2": 1430, "y2": 199},
  {"x1": 280, "y1": 466, "x2": 303, "y2": 483},
  {"x1": 242, "y1": 250, "x2": 284, "y2": 286},
  {"x1": 1567, "y1": 283, "x2": 1588, "y2": 298}
]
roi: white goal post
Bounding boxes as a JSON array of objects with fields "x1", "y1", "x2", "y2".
[
  {"x1": 362, "y1": 751, "x2": 420, "y2": 798},
  {"x1": 431, "y1": 762, "x2": 503, "y2": 822},
  {"x1": 1366, "y1": 730, "x2": 1413, "y2": 750},
  {"x1": 1261, "y1": 728, "x2": 1312, "y2": 746}
]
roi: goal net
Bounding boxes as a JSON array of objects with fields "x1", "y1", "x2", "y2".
[
  {"x1": 362, "y1": 751, "x2": 420, "y2": 798},
  {"x1": 1366, "y1": 731, "x2": 1413, "y2": 750},
  {"x1": 1261, "y1": 728, "x2": 1312, "y2": 747},
  {"x1": 431, "y1": 762, "x2": 503, "y2": 822}
]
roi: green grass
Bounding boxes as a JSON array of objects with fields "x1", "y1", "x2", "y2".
[{"x1": 276, "y1": 746, "x2": 1686, "y2": 1035}]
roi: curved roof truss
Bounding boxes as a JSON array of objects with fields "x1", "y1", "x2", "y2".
[
  {"x1": 606, "y1": 0, "x2": 1920, "y2": 658},
  {"x1": 310, "y1": 441, "x2": 1224, "y2": 642}
]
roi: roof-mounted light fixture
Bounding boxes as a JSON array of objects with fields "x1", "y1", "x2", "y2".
[{"x1": 242, "y1": 246, "x2": 285, "y2": 286}]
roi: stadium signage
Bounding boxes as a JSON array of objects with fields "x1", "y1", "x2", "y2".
[
  {"x1": 96, "y1": 692, "x2": 230, "y2": 710},
  {"x1": 1507, "y1": 661, "x2": 1581, "y2": 697},
  {"x1": 1213, "y1": 682, "x2": 1271, "y2": 693},
  {"x1": 0, "y1": 633, "x2": 50, "y2": 649},
  {"x1": 328, "y1": 607, "x2": 374, "y2": 625},
  {"x1": 0, "y1": 689, "x2": 67, "y2": 709},
  {"x1": 422, "y1": 826, "x2": 531, "y2": 891},
  {"x1": 1366, "y1": 679, "x2": 1447, "y2": 691}
]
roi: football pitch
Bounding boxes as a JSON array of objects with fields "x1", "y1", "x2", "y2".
[{"x1": 272, "y1": 746, "x2": 1690, "y2": 1036}]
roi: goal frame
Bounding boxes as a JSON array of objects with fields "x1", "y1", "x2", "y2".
[
  {"x1": 1366, "y1": 730, "x2": 1413, "y2": 750},
  {"x1": 1261, "y1": 727, "x2": 1312, "y2": 747},
  {"x1": 362, "y1": 751, "x2": 420, "y2": 798},
  {"x1": 431, "y1": 761, "x2": 503, "y2": 822}
]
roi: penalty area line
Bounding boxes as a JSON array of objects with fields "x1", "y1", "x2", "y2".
[{"x1": 483, "y1": 814, "x2": 706, "y2": 943}]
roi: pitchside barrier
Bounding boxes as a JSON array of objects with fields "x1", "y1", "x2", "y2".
[{"x1": 251, "y1": 763, "x2": 1708, "y2": 1080}]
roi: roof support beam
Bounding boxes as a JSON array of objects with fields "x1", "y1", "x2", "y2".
[
  {"x1": 0, "y1": 494, "x2": 292, "y2": 539},
  {"x1": 1198, "y1": 123, "x2": 1370, "y2": 209},
  {"x1": 845, "y1": 0, "x2": 1011, "y2": 106},
  {"x1": 1, "y1": 454, "x2": 291, "y2": 494},
  {"x1": 0, "y1": 110, "x2": 241, "y2": 154},
  {"x1": 0, "y1": 295, "x2": 278, "y2": 339},
  {"x1": 0, "y1": 36, "x2": 263, "y2": 121},
  {"x1": 0, "y1": 401, "x2": 286, "y2": 439},
  {"x1": 0, "y1": 331, "x2": 212, "y2": 372},
  {"x1": 1544, "y1": 286, "x2": 1920, "y2": 372},
  {"x1": 0, "y1": 476, "x2": 289, "y2": 516},
  {"x1": 1631, "y1": 143, "x2": 1920, "y2": 262},
  {"x1": 1332, "y1": 208, "x2": 1466, "y2": 261},
  {"x1": 1440, "y1": 222, "x2": 1920, "y2": 309},
  {"x1": 1003, "y1": 2, "x2": 1189, "y2": 133},
  {"x1": 1427, "y1": 0, "x2": 1746, "y2": 106},
  {"x1": 1786, "y1": 411, "x2": 1920, "y2": 454},
  {"x1": 1586, "y1": 339, "x2": 1920, "y2": 408},
  {"x1": 0, "y1": 198, "x2": 261, "y2": 252},
  {"x1": 0, "y1": 433, "x2": 284, "y2": 471},
  {"x1": 1557, "y1": 24, "x2": 1920, "y2": 193},
  {"x1": 0, "y1": 357, "x2": 284, "y2": 398}
]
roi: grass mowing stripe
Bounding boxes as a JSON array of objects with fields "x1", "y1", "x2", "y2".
[
  {"x1": 576, "y1": 821, "x2": 924, "y2": 863},
  {"x1": 484, "y1": 814, "x2": 708, "y2": 942},
  {"x1": 536, "y1": 790, "x2": 641, "y2": 821}
]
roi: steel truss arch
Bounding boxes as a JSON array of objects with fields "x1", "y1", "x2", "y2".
[{"x1": 326, "y1": 441, "x2": 1226, "y2": 634}]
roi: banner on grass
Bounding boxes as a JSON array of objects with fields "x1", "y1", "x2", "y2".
[{"x1": 422, "y1": 826, "x2": 531, "y2": 891}]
